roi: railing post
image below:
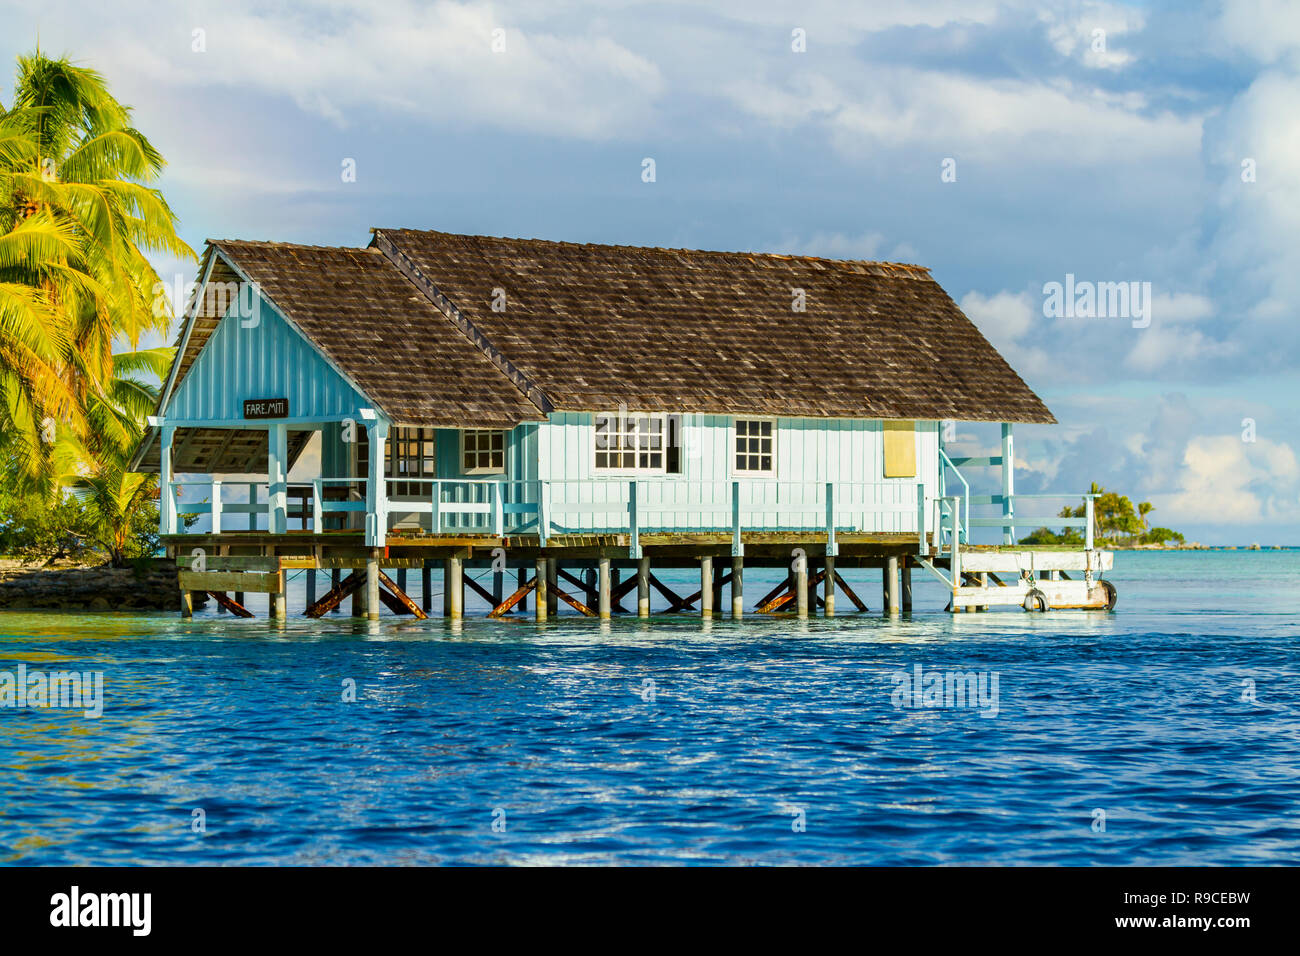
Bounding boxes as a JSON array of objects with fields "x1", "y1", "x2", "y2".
[
  {"x1": 825, "y1": 481, "x2": 837, "y2": 557},
  {"x1": 211, "y1": 479, "x2": 222, "y2": 534},
  {"x1": 159, "y1": 424, "x2": 176, "y2": 536},
  {"x1": 430, "y1": 480, "x2": 441, "y2": 534},
  {"x1": 1001, "y1": 422, "x2": 1015, "y2": 545},
  {"x1": 731, "y1": 480, "x2": 743, "y2": 557},
  {"x1": 916, "y1": 482, "x2": 926, "y2": 553},
  {"x1": 949, "y1": 499, "x2": 962, "y2": 584},
  {"x1": 311, "y1": 478, "x2": 323, "y2": 532},
  {"x1": 247, "y1": 482, "x2": 257, "y2": 530},
  {"x1": 1085, "y1": 496, "x2": 1095, "y2": 551},
  {"x1": 628, "y1": 480, "x2": 640, "y2": 559},
  {"x1": 268, "y1": 423, "x2": 288, "y2": 535},
  {"x1": 492, "y1": 482, "x2": 505, "y2": 537},
  {"x1": 538, "y1": 480, "x2": 550, "y2": 547}
]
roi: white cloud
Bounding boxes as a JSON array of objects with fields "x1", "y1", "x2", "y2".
[{"x1": 1160, "y1": 434, "x2": 1300, "y2": 526}]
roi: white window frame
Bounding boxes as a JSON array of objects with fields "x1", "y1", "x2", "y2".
[
  {"x1": 730, "y1": 417, "x2": 777, "y2": 477},
  {"x1": 460, "y1": 429, "x2": 508, "y2": 476},
  {"x1": 592, "y1": 412, "x2": 668, "y2": 474}
]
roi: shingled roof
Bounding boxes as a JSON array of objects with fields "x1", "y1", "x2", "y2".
[
  {"x1": 155, "y1": 228, "x2": 1053, "y2": 432},
  {"x1": 371, "y1": 228, "x2": 1054, "y2": 424}
]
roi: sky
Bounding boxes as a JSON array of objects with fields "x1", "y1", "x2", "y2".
[{"x1": 2, "y1": 0, "x2": 1297, "y2": 544}]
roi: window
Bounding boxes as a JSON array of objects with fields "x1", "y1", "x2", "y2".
[
  {"x1": 462, "y1": 429, "x2": 506, "y2": 474},
  {"x1": 883, "y1": 420, "x2": 916, "y2": 477},
  {"x1": 386, "y1": 427, "x2": 436, "y2": 496},
  {"x1": 594, "y1": 413, "x2": 664, "y2": 471},
  {"x1": 734, "y1": 419, "x2": 774, "y2": 473}
]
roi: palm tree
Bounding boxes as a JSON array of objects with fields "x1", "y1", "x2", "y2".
[{"x1": 0, "y1": 51, "x2": 194, "y2": 487}]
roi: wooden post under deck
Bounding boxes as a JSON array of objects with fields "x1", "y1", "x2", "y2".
[
  {"x1": 700, "y1": 556, "x2": 713, "y2": 618},
  {"x1": 598, "y1": 556, "x2": 611, "y2": 620},
  {"x1": 447, "y1": 556, "x2": 463, "y2": 620},
  {"x1": 546, "y1": 559, "x2": 557, "y2": 617},
  {"x1": 306, "y1": 569, "x2": 317, "y2": 607},
  {"x1": 442, "y1": 561, "x2": 451, "y2": 617},
  {"x1": 795, "y1": 559, "x2": 809, "y2": 619},
  {"x1": 902, "y1": 564, "x2": 913, "y2": 612},
  {"x1": 637, "y1": 556, "x2": 650, "y2": 618},
  {"x1": 517, "y1": 567, "x2": 528, "y2": 614},
  {"x1": 731, "y1": 556, "x2": 743, "y2": 618},
  {"x1": 421, "y1": 564, "x2": 432, "y2": 613},
  {"x1": 886, "y1": 556, "x2": 900, "y2": 617},
  {"x1": 535, "y1": 557, "x2": 549, "y2": 622},
  {"x1": 824, "y1": 555, "x2": 835, "y2": 617},
  {"x1": 366, "y1": 555, "x2": 380, "y2": 622},
  {"x1": 180, "y1": 589, "x2": 193, "y2": 618}
]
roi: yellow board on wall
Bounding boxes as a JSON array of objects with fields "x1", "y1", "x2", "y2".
[{"x1": 883, "y1": 420, "x2": 917, "y2": 478}]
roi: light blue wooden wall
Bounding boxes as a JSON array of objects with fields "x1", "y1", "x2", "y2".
[
  {"x1": 166, "y1": 293, "x2": 370, "y2": 424},
  {"x1": 533, "y1": 413, "x2": 940, "y2": 533}
]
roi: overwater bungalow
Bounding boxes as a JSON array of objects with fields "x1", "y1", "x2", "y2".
[{"x1": 130, "y1": 228, "x2": 1114, "y2": 620}]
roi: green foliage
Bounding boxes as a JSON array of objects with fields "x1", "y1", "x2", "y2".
[
  {"x1": 0, "y1": 480, "x2": 162, "y2": 564},
  {"x1": 1019, "y1": 482, "x2": 1182, "y2": 547}
]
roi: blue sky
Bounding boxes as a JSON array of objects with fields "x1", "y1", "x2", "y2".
[{"x1": 3, "y1": 0, "x2": 1297, "y2": 543}]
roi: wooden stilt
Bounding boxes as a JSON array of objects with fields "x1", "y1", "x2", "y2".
[
  {"x1": 731, "y1": 555, "x2": 743, "y2": 618},
  {"x1": 611, "y1": 568, "x2": 622, "y2": 613},
  {"x1": 824, "y1": 555, "x2": 835, "y2": 617},
  {"x1": 366, "y1": 555, "x2": 380, "y2": 622},
  {"x1": 795, "y1": 559, "x2": 809, "y2": 618},
  {"x1": 598, "y1": 556, "x2": 612, "y2": 620},
  {"x1": 637, "y1": 556, "x2": 650, "y2": 617},
  {"x1": 535, "y1": 558, "x2": 548, "y2": 622},
  {"x1": 235, "y1": 590, "x2": 245, "y2": 609},
  {"x1": 306, "y1": 569, "x2": 317, "y2": 608},
  {"x1": 447, "y1": 555, "x2": 463, "y2": 620},
  {"x1": 329, "y1": 569, "x2": 339, "y2": 613},
  {"x1": 180, "y1": 589, "x2": 193, "y2": 618},
  {"x1": 442, "y1": 561, "x2": 451, "y2": 618},
  {"x1": 421, "y1": 563, "x2": 432, "y2": 613},
  {"x1": 902, "y1": 564, "x2": 913, "y2": 612},
  {"x1": 517, "y1": 567, "x2": 528, "y2": 614},
  {"x1": 886, "y1": 556, "x2": 900, "y2": 617},
  {"x1": 216, "y1": 590, "x2": 226, "y2": 613},
  {"x1": 396, "y1": 568, "x2": 407, "y2": 594},
  {"x1": 493, "y1": 566, "x2": 504, "y2": 606},
  {"x1": 700, "y1": 556, "x2": 714, "y2": 618},
  {"x1": 546, "y1": 559, "x2": 557, "y2": 617}
]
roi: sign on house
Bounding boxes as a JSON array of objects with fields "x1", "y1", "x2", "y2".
[{"x1": 243, "y1": 398, "x2": 289, "y2": 419}]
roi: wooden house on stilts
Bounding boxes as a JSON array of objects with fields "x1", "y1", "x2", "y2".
[{"x1": 130, "y1": 228, "x2": 1115, "y2": 620}]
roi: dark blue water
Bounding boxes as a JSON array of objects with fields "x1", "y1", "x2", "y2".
[{"x1": 2, "y1": 551, "x2": 1298, "y2": 865}]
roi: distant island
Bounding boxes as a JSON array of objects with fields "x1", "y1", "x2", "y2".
[{"x1": 1019, "y1": 483, "x2": 1186, "y2": 549}]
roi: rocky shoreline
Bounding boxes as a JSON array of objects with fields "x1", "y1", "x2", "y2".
[{"x1": 0, "y1": 559, "x2": 205, "y2": 611}]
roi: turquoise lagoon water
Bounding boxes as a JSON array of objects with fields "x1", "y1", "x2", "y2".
[{"x1": 1, "y1": 550, "x2": 1298, "y2": 865}]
